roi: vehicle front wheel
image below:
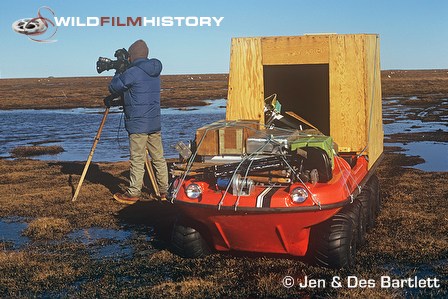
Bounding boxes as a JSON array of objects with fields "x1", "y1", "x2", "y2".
[
  {"x1": 171, "y1": 221, "x2": 211, "y2": 258},
  {"x1": 308, "y1": 213, "x2": 356, "y2": 269}
]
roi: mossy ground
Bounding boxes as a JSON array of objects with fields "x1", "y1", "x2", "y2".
[{"x1": 0, "y1": 70, "x2": 447, "y2": 298}]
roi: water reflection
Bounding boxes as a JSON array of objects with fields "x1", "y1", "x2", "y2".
[
  {"x1": 68, "y1": 227, "x2": 134, "y2": 259},
  {"x1": 387, "y1": 142, "x2": 448, "y2": 172},
  {"x1": 382, "y1": 97, "x2": 448, "y2": 172}
]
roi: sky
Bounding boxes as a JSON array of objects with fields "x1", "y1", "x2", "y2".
[{"x1": 1, "y1": 0, "x2": 447, "y2": 78}]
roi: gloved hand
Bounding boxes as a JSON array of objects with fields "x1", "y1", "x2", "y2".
[
  {"x1": 115, "y1": 60, "x2": 129, "y2": 74},
  {"x1": 104, "y1": 94, "x2": 123, "y2": 107},
  {"x1": 114, "y1": 48, "x2": 130, "y2": 74}
]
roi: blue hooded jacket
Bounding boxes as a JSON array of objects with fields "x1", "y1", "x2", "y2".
[{"x1": 109, "y1": 58, "x2": 162, "y2": 134}]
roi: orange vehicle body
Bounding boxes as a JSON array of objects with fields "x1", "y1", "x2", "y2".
[{"x1": 173, "y1": 155, "x2": 370, "y2": 256}]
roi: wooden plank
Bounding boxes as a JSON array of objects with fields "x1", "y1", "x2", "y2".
[
  {"x1": 226, "y1": 37, "x2": 265, "y2": 122},
  {"x1": 329, "y1": 34, "x2": 367, "y2": 153},
  {"x1": 195, "y1": 123, "x2": 219, "y2": 155},
  {"x1": 364, "y1": 35, "x2": 383, "y2": 169},
  {"x1": 261, "y1": 35, "x2": 330, "y2": 65},
  {"x1": 219, "y1": 128, "x2": 243, "y2": 155}
]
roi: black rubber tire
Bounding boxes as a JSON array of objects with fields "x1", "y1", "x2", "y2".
[
  {"x1": 355, "y1": 199, "x2": 367, "y2": 246},
  {"x1": 343, "y1": 200, "x2": 366, "y2": 246},
  {"x1": 367, "y1": 174, "x2": 381, "y2": 214},
  {"x1": 308, "y1": 213, "x2": 356, "y2": 269},
  {"x1": 357, "y1": 187, "x2": 375, "y2": 231},
  {"x1": 171, "y1": 222, "x2": 211, "y2": 258}
]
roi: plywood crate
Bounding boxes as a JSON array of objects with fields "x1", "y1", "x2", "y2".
[
  {"x1": 195, "y1": 122, "x2": 219, "y2": 156},
  {"x1": 225, "y1": 34, "x2": 383, "y2": 169},
  {"x1": 196, "y1": 121, "x2": 260, "y2": 156}
]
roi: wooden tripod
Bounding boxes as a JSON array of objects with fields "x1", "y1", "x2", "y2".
[
  {"x1": 71, "y1": 107, "x2": 160, "y2": 201},
  {"x1": 72, "y1": 107, "x2": 110, "y2": 202}
]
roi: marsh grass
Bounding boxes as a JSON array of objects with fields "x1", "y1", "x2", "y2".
[
  {"x1": 0, "y1": 75, "x2": 228, "y2": 110},
  {"x1": 0, "y1": 151, "x2": 446, "y2": 298},
  {"x1": 1, "y1": 138, "x2": 447, "y2": 299},
  {"x1": 23, "y1": 217, "x2": 71, "y2": 240},
  {"x1": 0, "y1": 70, "x2": 447, "y2": 297},
  {"x1": 10, "y1": 145, "x2": 64, "y2": 158}
]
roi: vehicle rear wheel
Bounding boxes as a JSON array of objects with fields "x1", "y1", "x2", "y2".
[
  {"x1": 171, "y1": 221, "x2": 211, "y2": 258},
  {"x1": 357, "y1": 187, "x2": 375, "y2": 231},
  {"x1": 308, "y1": 213, "x2": 356, "y2": 269},
  {"x1": 343, "y1": 200, "x2": 366, "y2": 246},
  {"x1": 367, "y1": 174, "x2": 381, "y2": 214}
]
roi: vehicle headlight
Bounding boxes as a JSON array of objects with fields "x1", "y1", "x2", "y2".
[
  {"x1": 185, "y1": 183, "x2": 202, "y2": 199},
  {"x1": 290, "y1": 187, "x2": 308, "y2": 203}
]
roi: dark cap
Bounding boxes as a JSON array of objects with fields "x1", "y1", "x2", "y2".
[{"x1": 128, "y1": 39, "x2": 149, "y2": 60}]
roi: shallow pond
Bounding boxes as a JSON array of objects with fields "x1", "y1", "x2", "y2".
[
  {"x1": 0, "y1": 97, "x2": 446, "y2": 171},
  {"x1": 382, "y1": 97, "x2": 448, "y2": 172},
  {"x1": 0, "y1": 217, "x2": 150, "y2": 260},
  {"x1": 0, "y1": 99, "x2": 226, "y2": 161},
  {"x1": 387, "y1": 141, "x2": 448, "y2": 172},
  {"x1": 0, "y1": 217, "x2": 29, "y2": 249},
  {"x1": 68, "y1": 227, "x2": 136, "y2": 259}
]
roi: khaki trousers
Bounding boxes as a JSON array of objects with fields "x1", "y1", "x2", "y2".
[{"x1": 127, "y1": 132, "x2": 169, "y2": 196}]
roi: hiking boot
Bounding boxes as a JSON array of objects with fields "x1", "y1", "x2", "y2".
[{"x1": 113, "y1": 192, "x2": 140, "y2": 205}]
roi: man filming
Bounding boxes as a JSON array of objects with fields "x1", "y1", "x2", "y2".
[{"x1": 106, "y1": 39, "x2": 169, "y2": 204}]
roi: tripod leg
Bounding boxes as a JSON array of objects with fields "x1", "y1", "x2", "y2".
[
  {"x1": 72, "y1": 107, "x2": 110, "y2": 202},
  {"x1": 145, "y1": 149, "x2": 160, "y2": 197}
]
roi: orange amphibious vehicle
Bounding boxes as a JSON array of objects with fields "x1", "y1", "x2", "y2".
[
  {"x1": 169, "y1": 34, "x2": 383, "y2": 268},
  {"x1": 169, "y1": 100, "x2": 381, "y2": 269}
]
